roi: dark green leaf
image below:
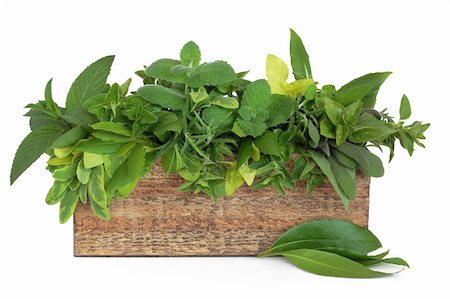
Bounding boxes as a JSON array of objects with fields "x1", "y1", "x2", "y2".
[
  {"x1": 51, "y1": 126, "x2": 88, "y2": 148},
  {"x1": 308, "y1": 120, "x2": 320, "y2": 148},
  {"x1": 330, "y1": 156, "x2": 356, "y2": 199},
  {"x1": 61, "y1": 107, "x2": 97, "y2": 129},
  {"x1": 289, "y1": 29, "x2": 312, "y2": 80},
  {"x1": 10, "y1": 124, "x2": 65, "y2": 184},
  {"x1": 330, "y1": 141, "x2": 370, "y2": 170},
  {"x1": 358, "y1": 149, "x2": 384, "y2": 177},
  {"x1": 266, "y1": 95, "x2": 295, "y2": 127},
  {"x1": 66, "y1": 55, "x2": 114, "y2": 109}
]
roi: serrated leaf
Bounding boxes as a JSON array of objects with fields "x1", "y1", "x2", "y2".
[
  {"x1": 145, "y1": 58, "x2": 187, "y2": 83},
  {"x1": 152, "y1": 111, "x2": 183, "y2": 134},
  {"x1": 137, "y1": 85, "x2": 186, "y2": 110},
  {"x1": 61, "y1": 107, "x2": 97, "y2": 129},
  {"x1": 187, "y1": 61, "x2": 236, "y2": 87},
  {"x1": 66, "y1": 55, "x2": 114, "y2": 109},
  {"x1": 290, "y1": 29, "x2": 312, "y2": 80},
  {"x1": 202, "y1": 106, "x2": 234, "y2": 133},
  {"x1": 180, "y1": 41, "x2": 201, "y2": 67},
  {"x1": 399, "y1": 95, "x2": 411, "y2": 120},
  {"x1": 10, "y1": 124, "x2": 65, "y2": 184}
]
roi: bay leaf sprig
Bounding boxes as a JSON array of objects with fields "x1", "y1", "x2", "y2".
[{"x1": 259, "y1": 219, "x2": 409, "y2": 278}]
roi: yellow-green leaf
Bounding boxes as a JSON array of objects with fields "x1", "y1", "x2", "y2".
[
  {"x1": 84, "y1": 152, "x2": 104, "y2": 169},
  {"x1": 266, "y1": 54, "x2": 290, "y2": 96}
]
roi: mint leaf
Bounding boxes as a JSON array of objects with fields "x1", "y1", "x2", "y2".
[
  {"x1": 254, "y1": 131, "x2": 282, "y2": 157},
  {"x1": 66, "y1": 55, "x2": 114, "y2": 109},
  {"x1": 10, "y1": 124, "x2": 65, "y2": 184},
  {"x1": 290, "y1": 29, "x2": 312, "y2": 80},
  {"x1": 180, "y1": 41, "x2": 201, "y2": 67},
  {"x1": 266, "y1": 95, "x2": 295, "y2": 127},
  {"x1": 187, "y1": 61, "x2": 236, "y2": 87},
  {"x1": 145, "y1": 58, "x2": 187, "y2": 83},
  {"x1": 137, "y1": 85, "x2": 186, "y2": 110}
]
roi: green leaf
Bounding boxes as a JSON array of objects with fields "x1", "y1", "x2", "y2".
[
  {"x1": 319, "y1": 118, "x2": 336, "y2": 139},
  {"x1": 349, "y1": 127, "x2": 395, "y2": 143},
  {"x1": 338, "y1": 72, "x2": 391, "y2": 108},
  {"x1": 152, "y1": 111, "x2": 183, "y2": 134},
  {"x1": 260, "y1": 219, "x2": 381, "y2": 255},
  {"x1": 51, "y1": 126, "x2": 88, "y2": 148},
  {"x1": 266, "y1": 95, "x2": 295, "y2": 127},
  {"x1": 289, "y1": 29, "x2": 312, "y2": 80},
  {"x1": 336, "y1": 124, "x2": 349, "y2": 146},
  {"x1": 187, "y1": 61, "x2": 236, "y2": 87},
  {"x1": 91, "y1": 122, "x2": 132, "y2": 136},
  {"x1": 330, "y1": 156, "x2": 356, "y2": 199},
  {"x1": 59, "y1": 189, "x2": 79, "y2": 224},
  {"x1": 76, "y1": 160, "x2": 91, "y2": 184},
  {"x1": 239, "y1": 163, "x2": 256, "y2": 186},
  {"x1": 330, "y1": 141, "x2": 370, "y2": 170},
  {"x1": 399, "y1": 95, "x2": 411, "y2": 120},
  {"x1": 75, "y1": 139, "x2": 122, "y2": 154},
  {"x1": 66, "y1": 55, "x2": 114, "y2": 109},
  {"x1": 335, "y1": 85, "x2": 371, "y2": 107},
  {"x1": 90, "y1": 198, "x2": 110, "y2": 220},
  {"x1": 241, "y1": 79, "x2": 272, "y2": 110},
  {"x1": 137, "y1": 85, "x2": 186, "y2": 110},
  {"x1": 10, "y1": 123, "x2": 65, "y2": 184},
  {"x1": 358, "y1": 149, "x2": 384, "y2": 178},
  {"x1": 53, "y1": 164, "x2": 77, "y2": 182},
  {"x1": 202, "y1": 106, "x2": 234, "y2": 133},
  {"x1": 88, "y1": 166, "x2": 107, "y2": 208},
  {"x1": 189, "y1": 86, "x2": 209, "y2": 103},
  {"x1": 61, "y1": 107, "x2": 97, "y2": 129},
  {"x1": 324, "y1": 99, "x2": 344, "y2": 125},
  {"x1": 211, "y1": 96, "x2": 239, "y2": 109},
  {"x1": 92, "y1": 131, "x2": 135, "y2": 143},
  {"x1": 280, "y1": 249, "x2": 389, "y2": 278},
  {"x1": 180, "y1": 41, "x2": 201, "y2": 67},
  {"x1": 330, "y1": 148, "x2": 358, "y2": 169},
  {"x1": 309, "y1": 151, "x2": 351, "y2": 209},
  {"x1": 79, "y1": 183, "x2": 88, "y2": 204},
  {"x1": 343, "y1": 100, "x2": 362, "y2": 125},
  {"x1": 254, "y1": 131, "x2": 282, "y2": 157},
  {"x1": 84, "y1": 152, "x2": 104, "y2": 169},
  {"x1": 308, "y1": 120, "x2": 320, "y2": 148},
  {"x1": 127, "y1": 144, "x2": 145, "y2": 183},
  {"x1": 145, "y1": 58, "x2": 187, "y2": 83},
  {"x1": 236, "y1": 138, "x2": 252, "y2": 169}
]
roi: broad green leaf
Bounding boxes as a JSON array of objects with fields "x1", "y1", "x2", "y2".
[
  {"x1": 211, "y1": 96, "x2": 239, "y2": 109},
  {"x1": 137, "y1": 85, "x2": 186, "y2": 110},
  {"x1": 53, "y1": 147, "x2": 73, "y2": 158},
  {"x1": 145, "y1": 58, "x2": 187, "y2": 83},
  {"x1": 319, "y1": 118, "x2": 336, "y2": 138},
  {"x1": 399, "y1": 95, "x2": 411, "y2": 120},
  {"x1": 358, "y1": 257, "x2": 409, "y2": 268},
  {"x1": 309, "y1": 151, "x2": 351, "y2": 209},
  {"x1": 59, "y1": 189, "x2": 79, "y2": 224},
  {"x1": 292, "y1": 156, "x2": 307, "y2": 180},
  {"x1": 358, "y1": 149, "x2": 384, "y2": 178},
  {"x1": 335, "y1": 85, "x2": 371, "y2": 107},
  {"x1": 90, "y1": 198, "x2": 110, "y2": 220},
  {"x1": 330, "y1": 148, "x2": 358, "y2": 169},
  {"x1": 330, "y1": 156, "x2": 356, "y2": 199},
  {"x1": 92, "y1": 131, "x2": 135, "y2": 143},
  {"x1": 84, "y1": 152, "x2": 104, "y2": 169},
  {"x1": 75, "y1": 139, "x2": 122, "y2": 154},
  {"x1": 76, "y1": 160, "x2": 91, "y2": 184},
  {"x1": 46, "y1": 180, "x2": 69, "y2": 205},
  {"x1": 254, "y1": 131, "x2": 282, "y2": 157},
  {"x1": 66, "y1": 55, "x2": 114, "y2": 109},
  {"x1": 152, "y1": 111, "x2": 183, "y2": 134},
  {"x1": 338, "y1": 72, "x2": 391, "y2": 108},
  {"x1": 53, "y1": 164, "x2": 77, "y2": 182},
  {"x1": 127, "y1": 144, "x2": 145, "y2": 183},
  {"x1": 343, "y1": 100, "x2": 362, "y2": 125},
  {"x1": 225, "y1": 162, "x2": 244, "y2": 196},
  {"x1": 289, "y1": 29, "x2": 312, "y2": 80},
  {"x1": 330, "y1": 141, "x2": 370, "y2": 170},
  {"x1": 308, "y1": 120, "x2": 320, "y2": 148},
  {"x1": 291, "y1": 79, "x2": 314, "y2": 96},
  {"x1": 51, "y1": 126, "x2": 88, "y2": 148},
  {"x1": 105, "y1": 163, "x2": 129, "y2": 198},
  {"x1": 324, "y1": 98, "x2": 344, "y2": 125},
  {"x1": 79, "y1": 183, "x2": 88, "y2": 204},
  {"x1": 10, "y1": 123, "x2": 65, "y2": 184},
  {"x1": 266, "y1": 95, "x2": 295, "y2": 127},
  {"x1": 336, "y1": 124, "x2": 349, "y2": 146},
  {"x1": 236, "y1": 138, "x2": 252, "y2": 169},
  {"x1": 61, "y1": 107, "x2": 97, "y2": 129},
  {"x1": 260, "y1": 219, "x2": 381, "y2": 255},
  {"x1": 189, "y1": 86, "x2": 209, "y2": 103},
  {"x1": 281, "y1": 249, "x2": 389, "y2": 278},
  {"x1": 318, "y1": 247, "x2": 389, "y2": 261},
  {"x1": 187, "y1": 61, "x2": 236, "y2": 87},
  {"x1": 349, "y1": 127, "x2": 395, "y2": 143},
  {"x1": 180, "y1": 41, "x2": 201, "y2": 67},
  {"x1": 241, "y1": 79, "x2": 272, "y2": 110},
  {"x1": 91, "y1": 122, "x2": 132, "y2": 136},
  {"x1": 202, "y1": 106, "x2": 234, "y2": 133},
  {"x1": 250, "y1": 142, "x2": 260, "y2": 161},
  {"x1": 88, "y1": 165, "x2": 107, "y2": 208}
]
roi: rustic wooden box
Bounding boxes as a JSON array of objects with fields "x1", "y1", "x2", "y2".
[{"x1": 74, "y1": 163, "x2": 370, "y2": 257}]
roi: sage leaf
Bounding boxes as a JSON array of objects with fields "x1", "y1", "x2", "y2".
[
  {"x1": 281, "y1": 249, "x2": 389, "y2": 278},
  {"x1": 330, "y1": 141, "x2": 370, "y2": 170},
  {"x1": 88, "y1": 166, "x2": 107, "y2": 208},
  {"x1": 289, "y1": 29, "x2": 312, "y2": 80},
  {"x1": 79, "y1": 183, "x2": 88, "y2": 204},
  {"x1": 59, "y1": 189, "x2": 79, "y2": 224},
  {"x1": 66, "y1": 55, "x2": 114, "y2": 109},
  {"x1": 329, "y1": 156, "x2": 356, "y2": 199},
  {"x1": 53, "y1": 164, "x2": 77, "y2": 182},
  {"x1": 358, "y1": 149, "x2": 384, "y2": 178},
  {"x1": 76, "y1": 160, "x2": 91, "y2": 184},
  {"x1": 90, "y1": 197, "x2": 110, "y2": 220},
  {"x1": 10, "y1": 123, "x2": 65, "y2": 184}
]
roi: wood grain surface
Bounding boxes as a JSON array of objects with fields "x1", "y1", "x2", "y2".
[{"x1": 74, "y1": 162, "x2": 370, "y2": 257}]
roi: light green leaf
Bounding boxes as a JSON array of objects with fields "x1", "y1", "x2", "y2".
[
  {"x1": 76, "y1": 160, "x2": 91, "y2": 184},
  {"x1": 399, "y1": 95, "x2": 411, "y2": 120},
  {"x1": 211, "y1": 96, "x2": 239, "y2": 109},
  {"x1": 239, "y1": 163, "x2": 256, "y2": 186},
  {"x1": 75, "y1": 139, "x2": 122, "y2": 154},
  {"x1": 145, "y1": 58, "x2": 187, "y2": 83},
  {"x1": 180, "y1": 41, "x2": 201, "y2": 67},
  {"x1": 266, "y1": 54, "x2": 290, "y2": 95},
  {"x1": 84, "y1": 152, "x2": 104, "y2": 169},
  {"x1": 59, "y1": 189, "x2": 79, "y2": 224},
  {"x1": 91, "y1": 122, "x2": 132, "y2": 136},
  {"x1": 90, "y1": 198, "x2": 110, "y2": 220},
  {"x1": 127, "y1": 144, "x2": 145, "y2": 183},
  {"x1": 66, "y1": 55, "x2": 114, "y2": 109},
  {"x1": 92, "y1": 131, "x2": 135, "y2": 143},
  {"x1": 335, "y1": 85, "x2": 370, "y2": 107},
  {"x1": 290, "y1": 29, "x2": 312, "y2": 80},
  {"x1": 187, "y1": 61, "x2": 236, "y2": 88},
  {"x1": 79, "y1": 183, "x2": 88, "y2": 204},
  {"x1": 324, "y1": 98, "x2": 344, "y2": 125},
  {"x1": 241, "y1": 79, "x2": 272, "y2": 109},
  {"x1": 10, "y1": 123, "x2": 65, "y2": 184},
  {"x1": 137, "y1": 85, "x2": 186, "y2": 110},
  {"x1": 254, "y1": 131, "x2": 282, "y2": 157},
  {"x1": 336, "y1": 124, "x2": 349, "y2": 146},
  {"x1": 88, "y1": 166, "x2": 107, "y2": 208},
  {"x1": 189, "y1": 86, "x2": 209, "y2": 103},
  {"x1": 53, "y1": 164, "x2": 77, "y2": 182},
  {"x1": 319, "y1": 118, "x2": 336, "y2": 139}
]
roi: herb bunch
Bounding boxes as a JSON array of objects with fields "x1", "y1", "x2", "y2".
[{"x1": 10, "y1": 29, "x2": 429, "y2": 223}]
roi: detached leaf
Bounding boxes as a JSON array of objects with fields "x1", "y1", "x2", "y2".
[
  {"x1": 11, "y1": 124, "x2": 65, "y2": 184},
  {"x1": 66, "y1": 55, "x2": 115, "y2": 109},
  {"x1": 289, "y1": 29, "x2": 312, "y2": 80},
  {"x1": 399, "y1": 95, "x2": 411, "y2": 120}
]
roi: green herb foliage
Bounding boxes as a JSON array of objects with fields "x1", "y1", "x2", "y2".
[
  {"x1": 11, "y1": 29, "x2": 428, "y2": 222},
  {"x1": 259, "y1": 219, "x2": 409, "y2": 278}
]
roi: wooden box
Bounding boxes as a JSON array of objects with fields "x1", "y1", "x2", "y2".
[{"x1": 74, "y1": 163, "x2": 370, "y2": 256}]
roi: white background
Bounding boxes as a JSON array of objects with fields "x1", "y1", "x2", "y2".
[{"x1": 1, "y1": 0, "x2": 449, "y2": 298}]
